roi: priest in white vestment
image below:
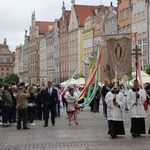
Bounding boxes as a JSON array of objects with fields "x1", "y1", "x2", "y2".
[
  {"x1": 105, "y1": 83, "x2": 125, "y2": 138},
  {"x1": 127, "y1": 79, "x2": 146, "y2": 138}
]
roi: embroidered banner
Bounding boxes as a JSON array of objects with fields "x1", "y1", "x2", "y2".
[{"x1": 105, "y1": 34, "x2": 132, "y2": 80}]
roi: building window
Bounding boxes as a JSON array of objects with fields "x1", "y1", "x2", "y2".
[
  {"x1": 138, "y1": 40, "x2": 142, "y2": 50},
  {"x1": 6, "y1": 68, "x2": 9, "y2": 71},
  {"x1": 1, "y1": 68, "x2": 4, "y2": 71},
  {"x1": 143, "y1": 59, "x2": 147, "y2": 70},
  {"x1": 6, "y1": 58, "x2": 10, "y2": 63},
  {"x1": 143, "y1": 38, "x2": 147, "y2": 54},
  {"x1": 1, "y1": 73, "x2": 4, "y2": 76},
  {"x1": 0, "y1": 58, "x2": 4, "y2": 63},
  {"x1": 97, "y1": 22, "x2": 100, "y2": 30}
]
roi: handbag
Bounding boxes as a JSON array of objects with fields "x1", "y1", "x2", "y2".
[
  {"x1": 144, "y1": 100, "x2": 148, "y2": 110},
  {"x1": 75, "y1": 104, "x2": 80, "y2": 109}
]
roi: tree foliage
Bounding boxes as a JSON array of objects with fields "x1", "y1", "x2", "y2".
[
  {"x1": 3, "y1": 73, "x2": 19, "y2": 85},
  {"x1": 146, "y1": 66, "x2": 150, "y2": 76},
  {"x1": 73, "y1": 74, "x2": 84, "y2": 79}
]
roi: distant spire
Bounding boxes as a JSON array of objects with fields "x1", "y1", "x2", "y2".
[
  {"x1": 71, "y1": 0, "x2": 75, "y2": 5},
  {"x1": 32, "y1": 11, "x2": 36, "y2": 19},
  {"x1": 63, "y1": 1, "x2": 65, "y2": 7},
  {"x1": 62, "y1": 1, "x2": 66, "y2": 10},
  {"x1": 3, "y1": 38, "x2": 7, "y2": 45},
  {"x1": 110, "y1": 1, "x2": 113, "y2": 7},
  {"x1": 25, "y1": 29, "x2": 28, "y2": 34}
]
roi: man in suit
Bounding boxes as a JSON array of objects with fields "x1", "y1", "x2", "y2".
[{"x1": 42, "y1": 81, "x2": 58, "y2": 127}]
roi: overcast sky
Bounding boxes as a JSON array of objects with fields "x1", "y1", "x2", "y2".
[{"x1": 0, "y1": 0, "x2": 117, "y2": 52}]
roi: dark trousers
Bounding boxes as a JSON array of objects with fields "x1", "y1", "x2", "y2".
[
  {"x1": 90, "y1": 99, "x2": 94, "y2": 112},
  {"x1": 28, "y1": 106, "x2": 35, "y2": 123},
  {"x1": 93, "y1": 99, "x2": 100, "y2": 112},
  {"x1": 38, "y1": 106, "x2": 44, "y2": 120},
  {"x1": 9, "y1": 105, "x2": 16, "y2": 123},
  {"x1": 56, "y1": 101, "x2": 60, "y2": 117},
  {"x1": 63, "y1": 101, "x2": 68, "y2": 112},
  {"x1": 102, "y1": 96, "x2": 107, "y2": 117},
  {"x1": 17, "y1": 108, "x2": 28, "y2": 129},
  {"x1": 44, "y1": 105, "x2": 56, "y2": 125},
  {"x1": 2, "y1": 106, "x2": 11, "y2": 124}
]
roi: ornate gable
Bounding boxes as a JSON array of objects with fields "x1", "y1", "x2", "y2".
[
  {"x1": 68, "y1": 5, "x2": 79, "y2": 31},
  {"x1": 105, "y1": 9, "x2": 117, "y2": 21}
]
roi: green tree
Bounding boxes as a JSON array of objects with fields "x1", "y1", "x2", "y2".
[
  {"x1": 3, "y1": 73, "x2": 19, "y2": 85},
  {"x1": 73, "y1": 74, "x2": 84, "y2": 79},
  {"x1": 146, "y1": 65, "x2": 150, "y2": 75}
]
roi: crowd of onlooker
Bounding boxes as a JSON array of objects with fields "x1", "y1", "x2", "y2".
[
  {"x1": 0, "y1": 81, "x2": 64, "y2": 129},
  {"x1": 1, "y1": 79, "x2": 150, "y2": 139},
  {"x1": 0, "y1": 81, "x2": 86, "y2": 129}
]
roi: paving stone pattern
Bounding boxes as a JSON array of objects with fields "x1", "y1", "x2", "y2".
[{"x1": 0, "y1": 105, "x2": 150, "y2": 150}]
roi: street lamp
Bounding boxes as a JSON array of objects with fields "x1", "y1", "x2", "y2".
[
  {"x1": 146, "y1": 0, "x2": 150, "y2": 65},
  {"x1": 84, "y1": 59, "x2": 89, "y2": 83},
  {"x1": 128, "y1": 0, "x2": 133, "y2": 33}
]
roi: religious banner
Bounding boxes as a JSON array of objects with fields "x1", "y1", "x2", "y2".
[
  {"x1": 99, "y1": 44, "x2": 111, "y2": 82},
  {"x1": 105, "y1": 33, "x2": 132, "y2": 80}
]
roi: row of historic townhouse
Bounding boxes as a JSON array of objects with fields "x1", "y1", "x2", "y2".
[{"x1": 12, "y1": 0, "x2": 150, "y2": 85}]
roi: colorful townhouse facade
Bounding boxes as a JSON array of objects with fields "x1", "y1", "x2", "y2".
[
  {"x1": 68, "y1": 1, "x2": 98, "y2": 77},
  {"x1": 22, "y1": 30, "x2": 30, "y2": 85},
  {"x1": 16, "y1": 1, "x2": 150, "y2": 85},
  {"x1": 14, "y1": 45, "x2": 23, "y2": 82},
  {"x1": 59, "y1": 2, "x2": 71, "y2": 83},
  {"x1": 0, "y1": 39, "x2": 14, "y2": 79},
  {"x1": 46, "y1": 28, "x2": 54, "y2": 83},
  {"x1": 117, "y1": 0, "x2": 132, "y2": 33},
  {"x1": 29, "y1": 12, "x2": 54, "y2": 85},
  {"x1": 132, "y1": 0, "x2": 148, "y2": 70},
  {"x1": 53, "y1": 19, "x2": 60, "y2": 84},
  {"x1": 39, "y1": 34, "x2": 46, "y2": 86}
]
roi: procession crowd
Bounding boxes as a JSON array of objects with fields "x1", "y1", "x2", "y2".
[{"x1": 0, "y1": 79, "x2": 150, "y2": 139}]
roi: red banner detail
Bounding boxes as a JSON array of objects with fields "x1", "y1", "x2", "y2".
[{"x1": 78, "y1": 46, "x2": 103, "y2": 99}]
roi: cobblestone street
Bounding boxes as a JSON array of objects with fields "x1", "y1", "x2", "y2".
[{"x1": 0, "y1": 105, "x2": 150, "y2": 150}]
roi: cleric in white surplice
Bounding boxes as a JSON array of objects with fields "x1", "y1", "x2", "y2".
[
  {"x1": 105, "y1": 83, "x2": 125, "y2": 139},
  {"x1": 127, "y1": 79, "x2": 146, "y2": 138}
]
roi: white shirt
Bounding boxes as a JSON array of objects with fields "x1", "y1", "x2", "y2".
[
  {"x1": 105, "y1": 91, "x2": 125, "y2": 121},
  {"x1": 127, "y1": 88, "x2": 146, "y2": 118},
  {"x1": 48, "y1": 88, "x2": 52, "y2": 95}
]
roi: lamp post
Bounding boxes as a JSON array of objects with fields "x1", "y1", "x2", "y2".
[
  {"x1": 128, "y1": 0, "x2": 133, "y2": 33},
  {"x1": 84, "y1": 59, "x2": 89, "y2": 83},
  {"x1": 146, "y1": 0, "x2": 150, "y2": 65}
]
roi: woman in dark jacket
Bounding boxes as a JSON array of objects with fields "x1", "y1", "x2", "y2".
[
  {"x1": 2, "y1": 83, "x2": 12, "y2": 127},
  {"x1": 27, "y1": 85, "x2": 36, "y2": 126},
  {"x1": 37, "y1": 87, "x2": 45, "y2": 120}
]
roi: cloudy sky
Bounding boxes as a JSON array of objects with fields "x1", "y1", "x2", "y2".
[{"x1": 0, "y1": 0, "x2": 117, "y2": 52}]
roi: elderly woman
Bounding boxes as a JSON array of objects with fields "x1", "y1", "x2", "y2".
[
  {"x1": 64, "y1": 86, "x2": 78, "y2": 125},
  {"x1": 16, "y1": 86, "x2": 30, "y2": 129}
]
